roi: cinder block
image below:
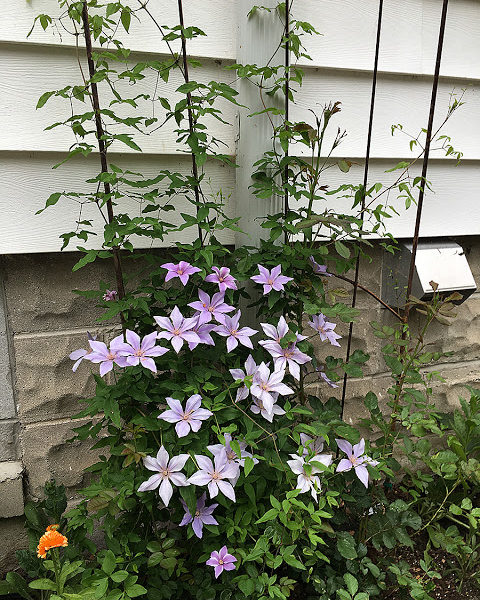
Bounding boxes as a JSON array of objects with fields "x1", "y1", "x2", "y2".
[
  {"x1": 0, "y1": 461, "x2": 24, "y2": 518},
  {"x1": 0, "y1": 333, "x2": 15, "y2": 420},
  {"x1": 0, "y1": 517, "x2": 28, "y2": 573},
  {"x1": 2, "y1": 253, "x2": 118, "y2": 333},
  {"x1": 14, "y1": 332, "x2": 100, "y2": 423},
  {"x1": 20, "y1": 418, "x2": 99, "y2": 498},
  {"x1": 0, "y1": 420, "x2": 19, "y2": 461}
]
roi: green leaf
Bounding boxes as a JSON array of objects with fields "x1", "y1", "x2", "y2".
[
  {"x1": 343, "y1": 574, "x2": 358, "y2": 596},
  {"x1": 121, "y1": 8, "x2": 131, "y2": 32},
  {"x1": 337, "y1": 533, "x2": 358, "y2": 560},
  {"x1": 114, "y1": 134, "x2": 142, "y2": 152},
  {"x1": 110, "y1": 570, "x2": 129, "y2": 583},
  {"x1": 238, "y1": 578, "x2": 255, "y2": 596},
  {"x1": 6, "y1": 573, "x2": 34, "y2": 600},
  {"x1": 283, "y1": 554, "x2": 306, "y2": 570},
  {"x1": 36, "y1": 90, "x2": 56, "y2": 109},
  {"x1": 125, "y1": 584, "x2": 147, "y2": 598},
  {"x1": 102, "y1": 550, "x2": 116, "y2": 576},
  {"x1": 244, "y1": 456, "x2": 255, "y2": 477},
  {"x1": 335, "y1": 240, "x2": 350, "y2": 258},
  {"x1": 29, "y1": 579, "x2": 57, "y2": 591},
  {"x1": 255, "y1": 509, "x2": 278, "y2": 524}
]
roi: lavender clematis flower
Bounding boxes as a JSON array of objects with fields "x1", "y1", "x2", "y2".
[
  {"x1": 205, "y1": 266, "x2": 237, "y2": 292},
  {"x1": 179, "y1": 493, "x2": 218, "y2": 539},
  {"x1": 251, "y1": 264, "x2": 293, "y2": 294},
  {"x1": 250, "y1": 393, "x2": 285, "y2": 422},
  {"x1": 250, "y1": 362, "x2": 293, "y2": 414},
  {"x1": 262, "y1": 341, "x2": 311, "y2": 381},
  {"x1": 208, "y1": 433, "x2": 257, "y2": 484},
  {"x1": 155, "y1": 306, "x2": 200, "y2": 353},
  {"x1": 308, "y1": 314, "x2": 342, "y2": 347},
  {"x1": 161, "y1": 261, "x2": 201, "y2": 286},
  {"x1": 336, "y1": 438, "x2": 379, "y2": 488},
  {"x1": 287, "y1": 453, "x2": 332, "y2": 501},
  {"x1": 215, "y1": 311, "x2": 257, "y2": 353},
  {"x1": 259, "y1": 316, "x2": 289, "y2": 344},
  {"x1": 188, "y1": 450, "x2": 238, "y2": 501},
  {"x1": 137, "y1": 446, "x2": 189, "y2": 506},
  {"x1": 316, "y1": 367, "x2": 339, "y2": 388},
  {"x1": 84, "y1": 334, "x2": 129, "y2": 377},
  {"x1": 188, "y1": 317, "x2": 217, "y2": 350},
  {"x1": 69, "y1": 332, "x2": 97, "y2": 372},
  {"x1": 229, "y1": 355, "x2": 259, "y2": 402},
  {"x1": 300, "y1": 433, "x2": 325, "y2": 456},
  {"x1": 158, "y1": 395, "x2": 213, "y2": 437},
  {"x1": 103, "y1": 289, "x2": 118, "y2": 301},
  {"x1": 114, "y1": 330, "x2": 168, "y2": 373},
  {"x1": 308, "y1": 256, "x2": 332, "y2": 277},
  {"x1": 206, "y1": 546, "x2": 237, "y2": 578},
  {"x1": 188, "y1": 290, "x2": 234, "y2": 324}
]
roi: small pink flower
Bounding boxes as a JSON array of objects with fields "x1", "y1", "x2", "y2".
[
  {"x1": 205, "y1": 267, "x2": 237, "y2": 292},
  {"x1": 251, "y1": 264, "x2": 293, "y2": 294},
  {"x1": 206, "y1": 546, "x2": 237, "y2": 578},
  {"x1": 158, "y1": 395, "x2": 213, "y2": 437},
  {"x1": 114, "y1": 330, "x2": 168, "y2": 373},
  {"x1": 161, "y1": 261, "x2": 201, "y2": 286},
  {"x1": 84, "y1": 335, "x2": 129, "y2": 377},
  {"x1": 103, "y1": 290, "x2": 118, "y2": 301},
  {"x1": 155, "y1": 306, "x2": 200, "y2": 353},
  {"x1": 214, "y1": 311, "x2": 257, "y2": 353}
]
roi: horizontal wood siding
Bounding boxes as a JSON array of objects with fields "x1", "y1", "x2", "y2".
[{"x1": 0, "y1": 0, "x2": 478, "y2": 252}]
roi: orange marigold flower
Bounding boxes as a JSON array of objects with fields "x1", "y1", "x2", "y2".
[
  {"x1": 37, "y1": 528, "x2": 68, "y2": 559},
  {"x1": 46, "y1": 524, "x2": 59, "y2": 532}
]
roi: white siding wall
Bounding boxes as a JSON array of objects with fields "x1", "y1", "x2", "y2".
[{"x1": 0, "y1": 0, "x2": 478, "y2": 253}]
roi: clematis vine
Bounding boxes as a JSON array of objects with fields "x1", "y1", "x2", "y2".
[
  {"x1": 214, "y1": 311, "x2": 257, "y2": 352},
  {"x1": 188, "y1": 450, "x2": 238, "y2": 501},
  {"x1": 137, "y1": 446, "x2": 189, "y2": 506},
  {"x1": 336, "y1": 438, "x2": 379, "y2": 488},
  {"x1": 84, "y1": 334, "x2": 129, "y2": 376},
  {"x1": 251, "y1": 264, "x2": 293, "y2": 294},
  {"x1": 188, "y1": 290, "x2": 234, "y2": 324},
  {"x1": 287, "y1": 453, "x2": 332, "y2": 501},
  {"x1": 309, "y1": 256, "x2": 332, "y2": 277},
  {"x1": 205, "y1": 266, "x2": 237, "y2": 292},
  {"x1": 206, "y1": 546, "x2": 237, "y2": 578},
  {"x1": 158, "y1": 395, "x2": 212, "y2": 437},
  {"x1": 179, "y1": 493, "x2": 218, "y2": 539},
  {"x1": 161, "y1": 261, "x2": 201, "y2": 286},
  {"x1": 115, "y1": 330, "x2": 168, "y2": 373},
  {"x1": 250, "y1": 393, "x2": 286, "y2": 423},
  {"x1": 308, "y1": 313, "x2": 342, "y2": 347},
  {"x1": 250, "y1": 362, "x2": 293, "y2": 414},
  {"x1": 208, "y1": 433, "x2": 257, "y2": 484},
  {"x1": 229, "y1": 354, "x2": 259, "y2": 402},
  {"x1": 155, "y1": 306, "x2": 200, "y2": 353},
  {"x1": 69, "y1": 332, "x2": 97, "y2": 372}
]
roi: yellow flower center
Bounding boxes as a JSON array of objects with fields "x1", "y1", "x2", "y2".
[{"x1": 172, "y1": 329, "x2": 181, "y2": 336}]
